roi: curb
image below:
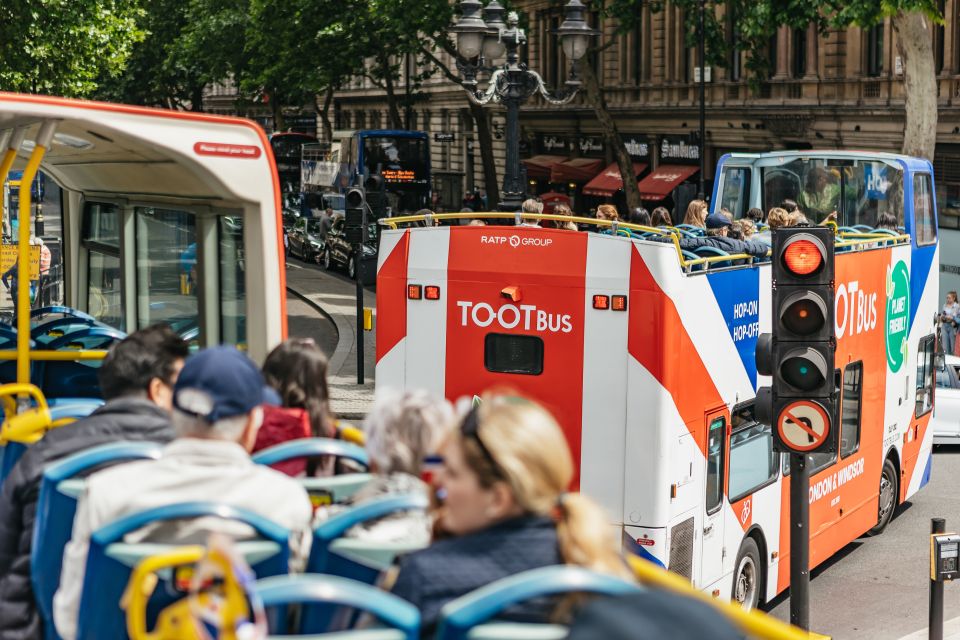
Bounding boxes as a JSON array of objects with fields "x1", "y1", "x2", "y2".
[{"x1": 285, "y1": 285, "x2": 353, "y2": 376}]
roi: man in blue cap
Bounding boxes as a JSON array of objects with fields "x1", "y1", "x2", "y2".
[{"x1": 53, "y1": 346, "x2": 313, "y2": 640}]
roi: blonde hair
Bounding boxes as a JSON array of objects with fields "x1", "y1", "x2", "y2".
[
  {"x1": 553, "y1": 204, "x2": 579, "y2": 231},
  {"x1": 682, "y1": 200, "x2": 708, "y2": 227},
  {"x1": 735, "y1": 219, "x2": 755, "y2": 238},
  {"x1": 766, "y1": 207, "x2": 791, "y2": 230},
  {"x1": 461, "y1": 395, "x2": 630, "y2": 579},
  {"x1": 365, "y1": 389, "x2": 453, "y2": 476},
  {"x1": 596, "y1": 204, "x2": 619, "y2": 222}
]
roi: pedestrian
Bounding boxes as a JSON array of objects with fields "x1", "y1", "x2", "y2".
[
  {"x1": 941, "y1": 291, "x2": 960, "y2": 355},
  {"x1": 0, "y1": 325, "x2": 188, "y2": 639}
]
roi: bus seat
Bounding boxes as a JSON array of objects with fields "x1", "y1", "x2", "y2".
[
  {"x1": 309, "y1": 494, "x2": 430, "y2": 583},
  {"x1": 252, "y1": 437, "x2": 370, "y2": 470},
  {"x1": 77, "y1": 501, "x2": 293, "y2": 640},
  {"x1": 680, "y1": 250, "x2": 703, "y2": 273},
  {"x1": 434, "y1": 566, "x2": 643, "y2": 640},
  {"x1": 837, "y1": 226, "x2": 858, "y2": 234},
  {"x1": 31, "y1": 316, "x2": 99, "y2": 345},
  {"x1": 255, "y1": 574, "x2": 420, "y2": 638},
  {"x1": 45, "y1": 326, "x2": 125, "y2": 351},
  {"x1": 30, "y1": 306, "x2": 96, "y2": 322},
  {"x1": 302, "y1": 473, "x2": 374, "y2": 508},
  {"x1": 32, "y1": 441, "x2": 162, "y2": 640},
  {"x1": 693, "y1": 246, "x2": 732, "y2": 269},
  {"x1": 852, "y1": 224, "x2": 873, "y2": 232},
  {"x1": 47, "y1": 398, "x2": 104, "y2": 419}
]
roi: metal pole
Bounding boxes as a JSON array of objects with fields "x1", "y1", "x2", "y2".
[
  {"x1": 697, "y1": 0, "x2": 706, "y2": 200},
  {"x1": 355, "y1": 242, "x2": 364, "y2": 385},
  {"x1": 789, "y1": 452, "x2": 810, "y2": 630},
  {"x1": 931, "y1": 517, "x2": 946, "y2": 640}
]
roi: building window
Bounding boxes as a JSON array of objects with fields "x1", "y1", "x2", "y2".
[
  {"x1": 727, "y1": 8, "x2": 741, "y2": 82},
  {"x1": 632, "y1": 20, "x2": 644, "y2": 84},
  {"x1": 935, "y1": 0, "x2": 946, "y2": 74},
  {"x1": 792, "y1": 28, "x2": 806, "y2": 78},
  {"x1": 866, "y1": 23, "x2": 884, "y2": 77}
]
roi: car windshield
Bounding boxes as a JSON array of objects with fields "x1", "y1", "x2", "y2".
[{"x1": 306, "y1": 219, "x2": 323, "y2": 234}]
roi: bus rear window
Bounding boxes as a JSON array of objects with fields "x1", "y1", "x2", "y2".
[{"x1": 484, "y1": 334, "x2": 543, "y2": 375}]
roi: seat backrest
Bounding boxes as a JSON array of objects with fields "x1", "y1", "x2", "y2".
[
  {"x1": 77, "y1": 502, "x2": 293, "y2": 640},
  {"x1": 31, "y1": 316, "x2": 98, "y2": 344},
  {"x1": 32, "y1": 441, "x2": 163, "y2": 638},
  {"x1": 252, "y1": 437, "x2": 370, "y2": 469},
  {"x1": 434, "y1": 566, "x2": 643, "y2": 640},
  {"x1": 31, "y1": 306, "x2": 96, "y2": 322},
  {"x1": 309, "y1": 493, "x2": 429, "y2": 581},
  {"x1": 255, "y1": 574, "x2": 420, "y2": 638},
  {"x1": 302, "y1": 473, "x2": 373, "y2": 508}
]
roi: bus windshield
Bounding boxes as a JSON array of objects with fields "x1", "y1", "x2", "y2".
[
  {"x1": 758, "y1": 158, "x2": 904, "y2": 228},
  {"x1": 361, "y1": 136, "x2": 429, "y2": 186}
]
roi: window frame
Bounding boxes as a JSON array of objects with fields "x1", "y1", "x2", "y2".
[
  {"x1": 840, "y1": 361, "x2": 864, "y2": 459},
  {"x1": 705, "y1": 416, "x2": 726, "y2": 516},
  {"x1": 483, "y1": 333, "x2": 545, "y2": 376},
  {"x1": 727, "y1": 402, "x2": 778, "y2": 503},
  {"x1": 913, "y1": 172, "x2": 938, "y2": 247},
  {"x1": 917, "y1": 333, "x2": 936, "y2": 418}
]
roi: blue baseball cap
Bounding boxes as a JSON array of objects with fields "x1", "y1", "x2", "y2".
[
  {"x1": 705, "y1": 212, "x2": 733, "y2": 229},
  {"x1": 173, "y1": 346, "x2": 280, "y2": 422}
]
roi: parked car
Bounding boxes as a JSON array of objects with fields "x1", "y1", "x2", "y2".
[
  {"x1": 282, "y1": 193, "x2": 301, "y2": 231},
  {"x1": 288, "y1": 217, "x2": 325, "y2": 262},
  {"x1": 932, "y1": 354, "x2": 960, "y2": 444},
  {"x1": 322, "y1": 215, "x2": 377, "y2": 285}
]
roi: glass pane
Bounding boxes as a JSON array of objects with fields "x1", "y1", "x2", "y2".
[
  {"x1": 719, "y1": 167, "x2": 750, "y2": 219},
  {"x1": 840, "y1": 363, "x2": 863, "y2": 458},
  {"x1": 917, "y1": 335, "x2": 935, "y2": 416},
  {"x1": 136, "y1": 208, "x2": 198, "y2": 336},
  {"x1": 914, "y1": 174, "x2": 937, "y2": 246},
  {"x1": 729, "y1": 422, "x2": 776, "y2": 500},
  {"x1": 83, "y1": 202, "x2": 120, "y2": 248},
  {"x1": 706, "y1": 418, "x2": 725, "y2": 513},
  {"x1": 87, "y1": 251, "x2": 122, "y2": 329},
  {"x1": 219, "y1": 216, "x2": 246, "y2": 350}
]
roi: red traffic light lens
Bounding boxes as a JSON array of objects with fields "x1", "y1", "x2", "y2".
[{"x1": 783, "y1": 239, "x2": 823, "y2": 276}]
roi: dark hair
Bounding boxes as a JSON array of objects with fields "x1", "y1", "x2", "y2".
[
  {"x1": 628, "y1": 207, "x2": 651, "y2": 226},
  {"x1": 781, "y1": 199, "x2": 799, "y2": 213},
  {"x1": 99, "y1": 325, "x2": 189, "y2": 400},
  {"x1": 746, "y1": 207, "x2": 764, "y2": 222},
  {"x1": 876, "y1": 212, "x2": 898, "y2": 230},
  {"x1": 262, "y1": 338, "x2": 335, "y2": 438},
  {"x1": 650, "y1": 207, "x2": 672, "y2": 227}
]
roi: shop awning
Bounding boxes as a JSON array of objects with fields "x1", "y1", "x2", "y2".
[
  {"x1": 637, "y1": 164, "x2": 699, "y2": 200},
  {"x1": 550, "y1": 157, "x2": 605, "y2": 183},
  {"x1": 522, "y1": 155, "x2": 566, "y2": 180},
  {"x1": 582, "y1": 162, "x2": 649, "y2": 197}
]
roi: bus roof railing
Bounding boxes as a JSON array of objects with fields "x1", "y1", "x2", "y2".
[{"x1": 379, "y1": 212, "x2": 910, "y2": 273}]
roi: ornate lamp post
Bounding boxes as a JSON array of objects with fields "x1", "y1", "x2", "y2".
[{"x1": 450, "y1": 0, "x2": 598, "y2": 212}]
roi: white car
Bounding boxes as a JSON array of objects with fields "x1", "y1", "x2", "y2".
[{"x1": 933, "y1": 354, "x2": 960, "y2": 444}]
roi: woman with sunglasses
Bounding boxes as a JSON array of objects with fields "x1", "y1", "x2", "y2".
[
  {"x1": 253, "y1": 337, "x2": 337, "y2": 475},
  {"x1": 390, "y1": 394, "x2": 631, "y2": 632}
]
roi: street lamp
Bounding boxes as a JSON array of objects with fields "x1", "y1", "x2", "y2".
[{"x1": 450, "y1": 0, "x2": 598, "y2": 212}]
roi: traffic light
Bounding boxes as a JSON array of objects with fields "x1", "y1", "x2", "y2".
[
  {"x1": 756, "y1": 225, "x2": 837, "y2": 454},
  {"x1": 344, "y1": 187, "x2": 366, "y2": 245},
  {"x1": 364, "y1": 174, "x2": 388, "y2": 219}
]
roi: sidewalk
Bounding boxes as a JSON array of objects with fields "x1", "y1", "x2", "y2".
[
  {"x1": 899, "y1": 616, "x2": 960, "y2": 640},
  {"x1": 284, "y1": 261, "x2": 376, "y2": 421}
]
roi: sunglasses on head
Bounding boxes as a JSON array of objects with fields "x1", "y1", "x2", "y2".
[{"x1": 460, "y1": 404, "x2": 504, "y2": 478}]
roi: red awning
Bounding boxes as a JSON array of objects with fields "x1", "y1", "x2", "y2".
[
  {"x1": 582, "y1": 162, "x2": 649, "y2": 197},
  {"x1": 550, "y1": 157, "x2": 605, "y2": 183},
  {"x1": 637, "y1": 164, "x2": 699, "y2": 200},
  {"x1": 522, "y1": 155, "x2": 566, "y2": 180}
]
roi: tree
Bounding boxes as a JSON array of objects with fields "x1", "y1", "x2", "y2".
[{"x1": 0, "y1": 0, "x2": 144, "y2": 97}]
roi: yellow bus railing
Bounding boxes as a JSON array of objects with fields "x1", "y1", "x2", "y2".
[{"x1": 627, "y1": 555, "x2": 829, "y2": 640}]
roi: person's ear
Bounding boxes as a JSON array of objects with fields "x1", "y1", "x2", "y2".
[
  {"x1": 485, "y1": 481, "x2": 519, "y2": 519},
  {"x1": 240, "y1": 407, "x2": 264, "y2": 452}
]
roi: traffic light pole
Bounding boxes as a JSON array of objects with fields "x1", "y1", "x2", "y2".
[
  {"x1": 789, "y1": 452, "x2": 810, "y2": 630},
  {"x1": 355, "y1": 242, "x2": 364, "y2": 385}
]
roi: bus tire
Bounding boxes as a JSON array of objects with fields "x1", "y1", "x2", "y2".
[
  {"x1": 869, "y1": 457, "x2": 899, "y2": 535},
  {"x1": 323, "y1": 250, "x2": 332, "y2": 270},
  {"x1": 732, "y1": 537, "x2": 761, "y2": 610},
  {"x1": 348, "y1": 256, "x2": 356, "y2": 280}
]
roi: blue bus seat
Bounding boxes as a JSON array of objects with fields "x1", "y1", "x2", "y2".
[
  {"x1": 32, "y1": 316, "x2": 99, "y2": 345},
  {"x1": 693, "y1": 245, "x2": 732, "y2": 269},
  {"x1": 852, "y1": 224, "x2": 873, "y2": 232},
  {"x1": 45, "y1": 326, "x2": 125, "y2": 351},
  {"x1": 47, "y1": 398, "x2": 104, "y2": 419},
  {"x1": 434, "y1": 566, "x2": 643, "y2": 640},
  {"x1": 680, "y1": 249, "x2": 704, "y2": 272},
  {"x1": 252, "y1": 437, "x2": 370, "y2": 470},
  {"x1": 302, "y1": 473, "x2": 374, "y2": 506},
  {"x1": 32, "y1": 441, "x2": 162, "y2": 640},
  {"x1": 77, "y1": 502, "x2": 293, "y2": 640},
  {"x1": 256, "y1": 574, "x2": 420, "y2": 638},
  {"x1": 30, "y1": 306, "x2": 96, "y2": 322},
  {"x1": 309, "y1": 494, "x2": 429, "y2": 583}
]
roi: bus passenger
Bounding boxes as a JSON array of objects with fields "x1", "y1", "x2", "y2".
[
  {"x1": 765, "y1": 207, "x2": 792, "y2": 230},
  {"x1": 628, "y1": 207, "x2": 651, "y2": 227},
  {"x1": 876, "y1": 212, "x2": 898, "y2": 231},
  {"x1": 255, "y1": 337, "x2": 336, "y2": 476},
  {"x1": 745, "y1": 207, "x2": 764, "y2": 224},
  {"x1": 596, "y1": 204, "x2": 619, "y2": 223},
  {"x1": 0, "y1": 325, "x2": 188, "y2": 639},
  {"x1": 798, "y1": 167, "x2": 840, "y2": 221},
  {"x1": 53, "y1": 347, "x2": 313, "y2": 640},
  {"x1": 650, "y1": 207, "x2": 672, "y2": 227},
  {"x1": 390, "y1": 395, "x2": 631, "y2": 632},
  {"x1": 553, "y1": 204, "x2": 579, "y2": 231},
  {"x1": 519, "y1": 199, "x2": 543, "y2": 227},
  {"x1": 682, "y1": 200, "x2": 708, "y2": 228}
]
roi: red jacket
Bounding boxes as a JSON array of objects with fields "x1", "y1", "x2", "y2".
[{"x1": 252, "y1": 405, "x2": 311, "y2": 476}]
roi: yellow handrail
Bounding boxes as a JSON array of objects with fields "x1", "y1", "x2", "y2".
[
  {"x1": 627, "y1": 555, "x2": 829, "y2": 640},
  {"x1": 0, "y1": 350, "x2": 109, "y2": 361},
  {"x1": 0, "y1": 382, "x2": 51, "y2": 445}
]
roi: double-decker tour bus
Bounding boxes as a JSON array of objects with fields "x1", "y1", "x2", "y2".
[
  {"x1": 332, "y1": 130, "x2": 431, "y2": 215},
  {"x1": 375, "y1": 150, "x2": 938, "y2": 610}
]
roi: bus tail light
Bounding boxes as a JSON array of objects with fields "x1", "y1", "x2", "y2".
[
  {"x1": 425, "y1": 286, "x2": 441, "y2": 300},
  {"x1": 612, "y1": 295, "x2": 628, "y2": 311},
  {"x1": 407, "y1": 285, "x2": 422, "y2": 300},
  {"x1": 592, "y1": 295, "x2": 609, "y2": 310}
]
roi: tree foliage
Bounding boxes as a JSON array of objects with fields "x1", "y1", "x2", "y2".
[{"x1": 0, "y1": 0, "x2": 144, "y2": 96}]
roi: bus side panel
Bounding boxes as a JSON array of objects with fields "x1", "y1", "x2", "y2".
[
  {"x1": 405, "y1": 228, "x2": 450, "y2": 394},
  {"x1": 443, "y1": 227, "x2": 590, "y2": 487},
  {"x1": 580, "y1": 234, "x2": 631, "y2": 523},
  {"x1": 375, "y1": 229, "x2": 410, "y2": 388}
]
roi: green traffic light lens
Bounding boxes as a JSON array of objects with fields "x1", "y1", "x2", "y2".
[{"x1": 781, "y1": 356, "x2": 825, "y2": 391}]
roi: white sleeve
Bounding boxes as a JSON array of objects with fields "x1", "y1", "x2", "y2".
[{"x1": 53, "y1": 489, "x2": 99, "y2": 640}]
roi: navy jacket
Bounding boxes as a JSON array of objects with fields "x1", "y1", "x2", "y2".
[
  {"x1": 0, "y1": 398, "x2": 173, "y2": 639},
  {"x1": 391, "y1": 515, "x2": 562, "y2": 633}
]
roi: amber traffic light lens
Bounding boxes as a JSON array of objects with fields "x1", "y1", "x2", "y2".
[
  {"x1": 782, "y1": 297, "x2": 825, "y2": 335},
  {"x1": 783, "y1": 239, "x2": 823, "y2": 276}
]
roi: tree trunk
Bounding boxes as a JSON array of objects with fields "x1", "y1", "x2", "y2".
[
  {"x1": 379, "y1": 55, "x2": 405, "y2": 129},
  {"x1": 317, "y1": 86, "x2": 334, "y2": 142},
  {"x1": 470, "y1": 102, "x2": 500, "y2": 208},
  {"x1": 892, "y1": 11, "x2": 937, "y2": 160},
  {"x1": 270, "y1": 90, "x2": 285, "y2": 132},
  {"x1": 579, "y1": 54, "x2": 642, "y2": 213},
  {"x1": 189, "y1": 85, "x2": 204, "y2": 112}
]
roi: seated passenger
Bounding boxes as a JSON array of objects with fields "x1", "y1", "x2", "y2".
[
  {"x1": 765, "y1": 207, "x2": 791, "y2": 230},
  {"x1": 596, "y1": 204, "x2": 620, "y2": 223},
  {"x1": 0, "y1": 325, "x2": 187, "y2": 640},
  {"x1": 876, "y1": 212, "x2": 899, "y2": 231},
  {"x1": 628, "y1": 207, "x2": 651, "y2": 227},
  {"x1": 390, "y1": 395, "x2": 631, "y2": 632},
  {"x1": 798, "y1": 167, "x2": 840, "y2": 221},
  {"x1": 256, "y1": 337, "x2": 336, "y2": 476},
  {"x1": 705, "y1": 212, "x2": 732, "y2": 237},
  {"x1": 682, "y1": 200, "x2": 708, "y2": 228},
  {"x1": 321, "y1": 390, "x2": 452, "y2": 545},
  {"x1": 519, "y1": 199, "x2": 543, "y2": 227},
  {"x1": 52, "y1": 346, "x2": 313, "y2": 640},
  {"x1": 553, "y1": 204, "x2": 579, "y2": 231},
  {"x1": 650, "y1": 206, "x2": 672, "y2": 227},
  {"x1": 745, "y1": 207, "x2": 764, "y2": 224}
]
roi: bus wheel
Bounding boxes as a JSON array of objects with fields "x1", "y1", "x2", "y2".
[
  {"x1": 348, "y1": 256, "x2": 356, "y2": 280},
  {"x1": 323, "y1": 250, "x2": 332, "y2": 270},
  {"x1": 732, "y1": 537, "x2": 761, "y2": 610},
  {"x1": 869, "y1": 458, "x2": 899, "y2": 535}
]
